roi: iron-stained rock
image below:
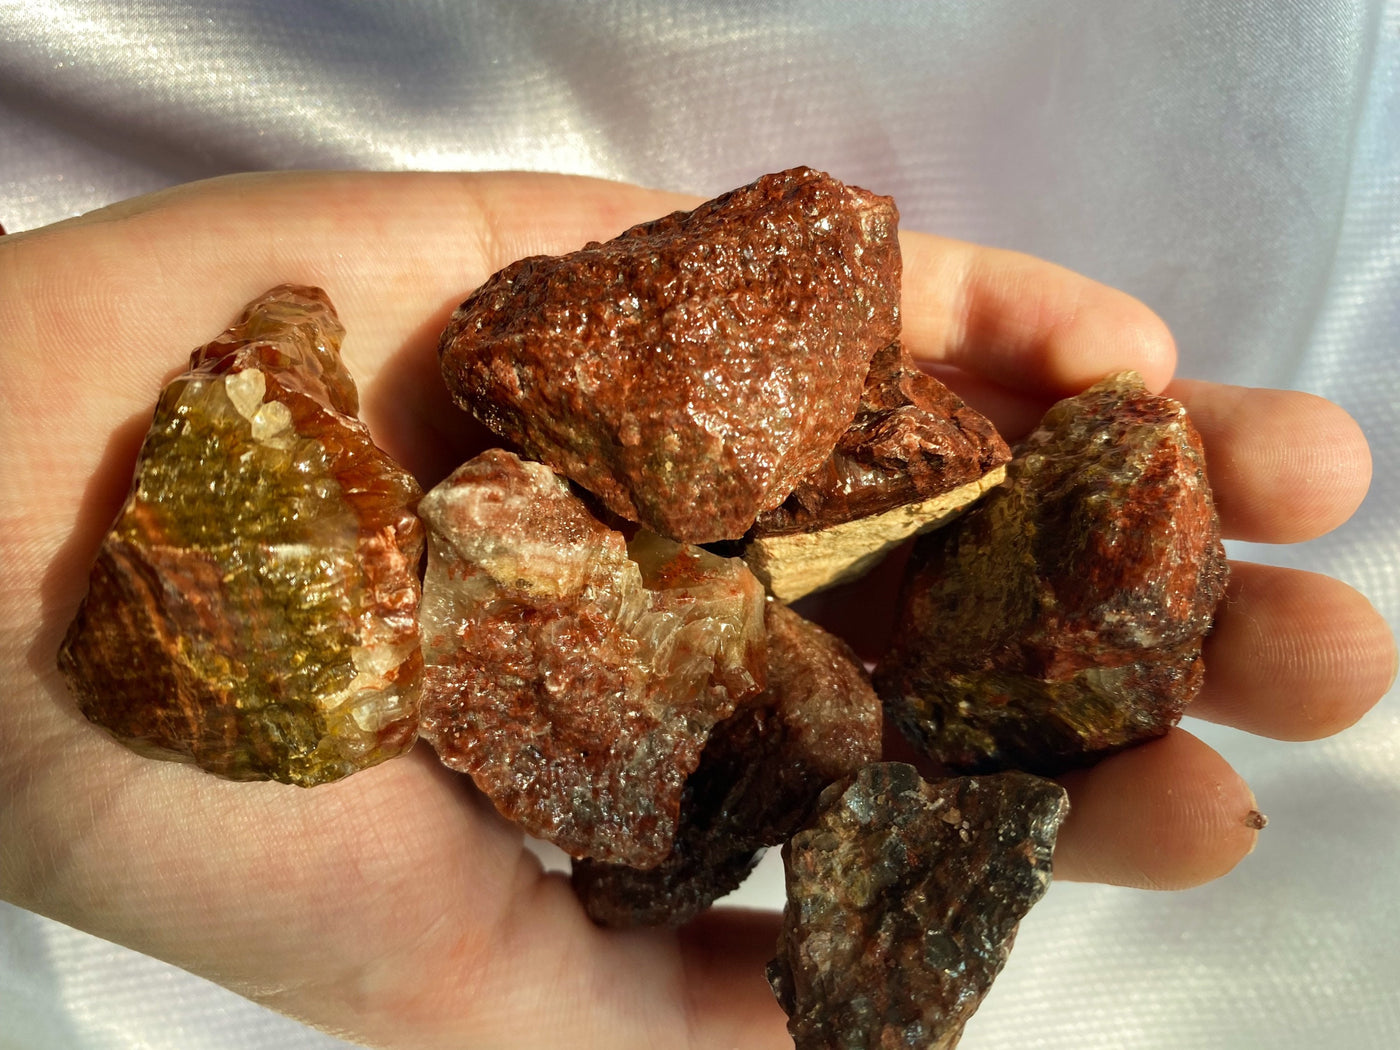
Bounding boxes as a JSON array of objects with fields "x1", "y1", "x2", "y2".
[
  {"x1": 58, "y1": 285, "x2": 424, "y2": 786},
  {"x1": 745, "y1": 342, "x2": 1011, "y2": 600},
  {"x1": 877, "y1": 372, "x2": 1229, "y2": 775},
  {"x1": 769, "y1": 763, "x2": 1067, "y2": 1050},
  {"x1": 571, "y1": 601, "x2": 881, "y2": 927},
  {"x1": 438, "y1": 167, "x2": 901, "y2": 544},
  {"x1": 418, "y1": 450, "x2": 766, "y2": 867}
]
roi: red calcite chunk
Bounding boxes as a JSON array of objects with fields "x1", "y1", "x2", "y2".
[
  {"x1": 877, "y1": 372, "x2": 1229, "y2": 775},
  {"x1": 58, "y1": 285, "x2": 424, "y2": 786},
  {"x1": 571, "y1": 600, "x2": 882, "y2": 927},
  {"x1": 418, "y1": 450, "x2": 766, "y2": 866},
  {"x1": 438, "y1": 167, "x2": 901, "y2": 543}
]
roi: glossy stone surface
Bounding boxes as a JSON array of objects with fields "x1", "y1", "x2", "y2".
[
  {"x1": 571, "y1": 600, "x2": 882, "y2": 927},
  {"x1": 745, "y1": 342, "x2": 1010, "y2": 599},
  {"x1": 439, "y1": 167, "x2": 901, "y2": 543},
  {"x1": 877, "y1": 372, "x2": 1229, "y2": 775},
  {"x1": 768, "y1": 763, "x2": 1068, "y2": 1050},
  {"x1": 755, "y1": 342, "x2": 1010, "y2": 534},
  {"x1": 58, "y1": 285, "x2": 424, "y2": 786},
  {"x1": 418, "y1": 450, "x2": 766, "y2": 866}
]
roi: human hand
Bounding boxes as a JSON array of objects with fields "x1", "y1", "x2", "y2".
[{"x1": 1, "y1": 172, "x2": 1392, "y2": 1049}]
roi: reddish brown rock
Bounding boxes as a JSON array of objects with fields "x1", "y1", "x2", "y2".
[
  {"x1": 418, "y1": 450, "x2": 766, "y2": 867},
  {"x1": 755, "y1": 342, "x2": 1010, "y2": 534},
  {"x1": 571, "y1": 600, "x2": 882, "y2": 927},
  {"x1": 768, "y1": 763, "x2": 1068, "y2": 1050},
  {"x1": 58, "y1": 285, "x2": 424, "y2": 786},
  {"x1": 438, "y1": 167, "x2": 901, "y2": 544},
  {"x1": 876, "y1": 372, "x2": 1229, "y2": 775},
  {"x1": 745, "y1": 342, "x2": 1011, "y2": 599}
]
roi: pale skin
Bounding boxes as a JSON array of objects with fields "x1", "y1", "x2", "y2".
[{"x1": 0, "y1": 172, "x2": 1394, "y2": 1049}]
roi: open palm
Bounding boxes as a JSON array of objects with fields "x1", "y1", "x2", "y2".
[{"x1": 1, "y1": 172, "x2": 1393, "y2": 1050}]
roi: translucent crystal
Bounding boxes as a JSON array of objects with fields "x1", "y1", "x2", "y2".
[
  {"x1": 58, "y1": 285, "x2": 424, "y2": 786},
  {"x1": 418, "y1": 450, "x2": 766, "y2": 866}
]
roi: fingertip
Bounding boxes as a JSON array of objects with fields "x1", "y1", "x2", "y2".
[
  {"x1": 1043, "y1": 286, "x2": 1178, "y2": 396},
  {"x1": 900, "y1": 233, "x2": 1178, "y2": 396},
  {"x1": 1194, "y1": 562, "x2": 1398, "y2": 740},
  {"x1": 1170, "y1": 382, "x2": 1373, "y2": 543},
  {"x1": 1054, "y1": 729, "x2": 1260, "y2": 891}
]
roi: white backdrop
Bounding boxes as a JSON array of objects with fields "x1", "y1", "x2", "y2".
[{"x1": 2, "y1": 2, "x2": 1397, "y2": 1048}]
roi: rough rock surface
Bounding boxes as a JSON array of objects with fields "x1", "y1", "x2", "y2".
[
  {"x1": 418, "y1": 450, "x2": 766, "y2": 866},
  {"x1": 745, "y1": 342, "x2": 1011, "y2": 599},
  {"x1": 439, "y1": 167, "x2": 901, "y2": 544},
  {"x1": 768, "y1": 763, "x2": 1068, "y2": 1050},
  {"x1": 571, "y1": 600, "x2": 882, "y2": 927},
  {"x1": 755, "y1": 342, "x2": 1010, "y2": 534},
  {"x1": 58, "y1": 285, "x2": 425, "y2": 786},
  {"x1": 877, "y1": 372, "x2": 1229, "y2": 775}
]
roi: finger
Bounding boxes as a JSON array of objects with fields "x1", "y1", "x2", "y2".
[
  {"x1": 1053, "y1": 728, "x2": 1261, "y2": 890},
  {"x1": 8, "y1": 173, "x2": 1179, "y2": 454},
  {"x1": 1190, "y1": 562, "x2": 1397, "y2": 739},
  {"x1": 900, "y1": 231, "x2": 1178, "y2": 395},
  {"x1": 1169, "y1": 379, "x2": 1372, "y2": 543}
]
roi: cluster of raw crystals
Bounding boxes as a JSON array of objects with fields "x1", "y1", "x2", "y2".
[
  {"x1": 58, "y1": 169, "x2": 1232, "y2": 1050},
  {"x1": 58, "y1": 286, "x2": 424, "y2": 786}
]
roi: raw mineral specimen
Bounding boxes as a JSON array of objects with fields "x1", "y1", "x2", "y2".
[
  {"x1": 58, "y1": 285, "x2": 425, "y2": 786},
  {"x1": 744, "y1": 341, "x2": 1011, "y2": 600},
  {"x1": 571, "y1": 600, "x2": 882, "y2": 927},
  {"x1": 768, "y1": 763, "x2": 1068, "y2": 1050},
  {"x1": 438, "y1": 167, "x2": 901, "y2": 544},
  {"x1": 418, "y1": 450, "x2": 767, "y2": 867},
  {"x1": 877, "y1": 372, "x2": 1229, "y2": 775}
]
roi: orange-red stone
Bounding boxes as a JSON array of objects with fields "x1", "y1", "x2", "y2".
[{"x1": 438, "y1": 167, "x2": 901, "y2": 543}]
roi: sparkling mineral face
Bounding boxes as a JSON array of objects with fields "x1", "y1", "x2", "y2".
[
  {"x1": 877, "y1": 371, "x2": 1230, "y2": 775},
  {"x1": 58, "y1": 285, "x2": 425, "y2": 787},
  {"x1": 438, "y1": 166, "x2": 901, "y2": 544},
  {"x1": 570, "y1": 600, "x2": 882, "y2": 928},
  {"x1": 768, "y1": 763, "x2": 1068, "y2": 1050},
  {"x1": 417, "y1": 450, "x2": 767, "y2": 867},
  {"x1": 744, "y1": 341, "x2": 1011, "y2": 600}
]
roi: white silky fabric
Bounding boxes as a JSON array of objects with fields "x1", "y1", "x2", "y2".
[{"x1": 1, "y1": 2, "x2": 1396, "y2": 1047}]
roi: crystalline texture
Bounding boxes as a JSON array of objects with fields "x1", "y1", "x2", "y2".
[
  {"x1": 57, "y1": 285, "x2": 424, "y2": 786},
  {"x1": 877, "y1": 372, "x2": 1229, "y2": 775},
  {"x1": 571, "y1": 600, "x2": 882, "y2": 927},
  {"x1": 744, "y1": 341, "x2": 1011, "y2": 600},
  {"x1": 768, "y1": 763, "x2": 1068, "y2": 1050},
  {"x1": 438, "y1": 167, "x2": 901, "y2": 544},
  {"x1": 418, "y1": 450, "x2": 766, "y2": 866},
  {"x1": 754, "y1": 342, "x2": 1009, "y2": 534}
]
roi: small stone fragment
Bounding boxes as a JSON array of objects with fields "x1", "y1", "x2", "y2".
[
  {"x1": 744, "y1": 342, "x2": 1011, "y2": 600},
  {"x1": 58, "y1": 285, "x2": 425, "y2": 786},
  {"x1": 418, "y1": 450, "x2": 766, "y2": 867},
  {"x1": 571, "y1": 600, "x2": 882, "y2": 927},
  {"x1": 877, "y1": 372, "x2": 1229, "y2": 775},
  {"x1": 438, "y1": 167, "x2": 901, "y2": 544},
  {"x1": 768, "y1": 763, "x2": 1068, "y2": 1050}
]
